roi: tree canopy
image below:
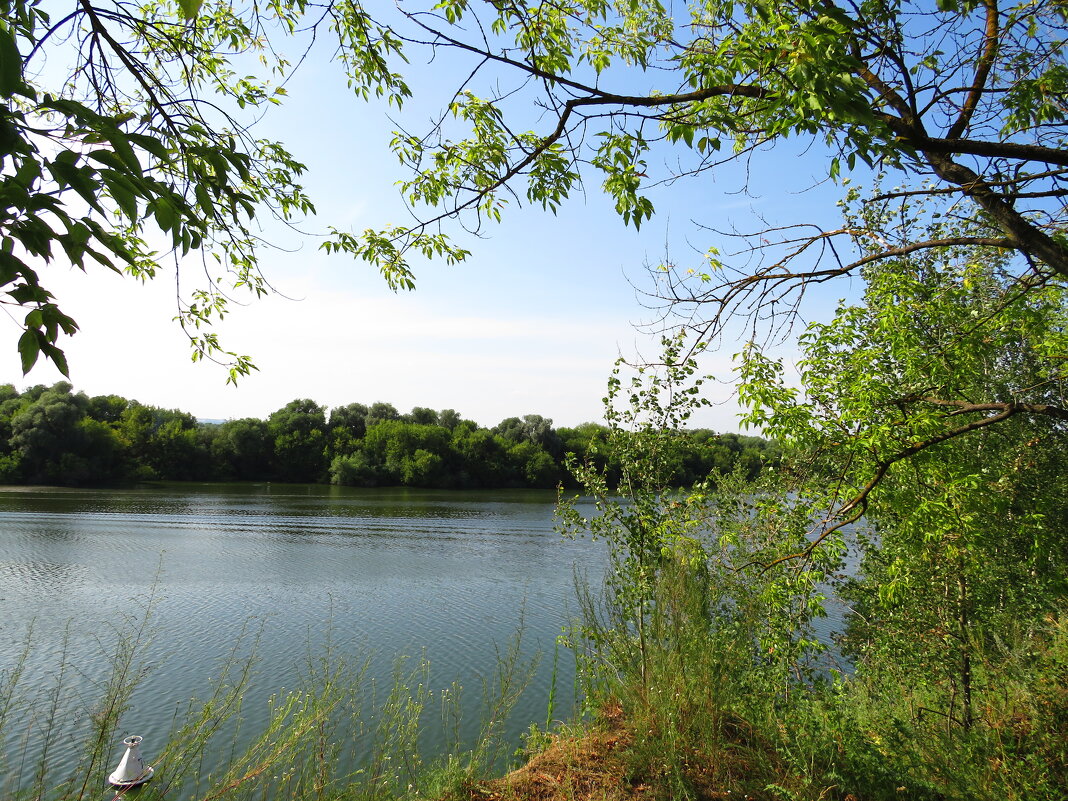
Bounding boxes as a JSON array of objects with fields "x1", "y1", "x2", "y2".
[
  {"x1": 1, "y1": 0, "x2": 448, "y2": 379},
  {"x1": 4, "y1": 0, "x2": 1065, "y2": 378},
  {"x1": 366, "y1": 0, "x2": 1068, "y2": 328},
  {"x1": 0, "y1": 382, "x2": 778, "y2": 486}
]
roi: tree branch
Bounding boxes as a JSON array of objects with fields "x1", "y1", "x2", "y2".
[
  {"x1": 750, "y1": 400, "x2": 1042, "y2": 571},
  {"x1": 916, "y1": 397, "x2": 1068, "y2": 421},
  {"x1": 946, "y1": 0, "x2": 999, "y2": 140},
  {"x1": 919, "y1": 136, "x2": 1068, "y2": 168}
]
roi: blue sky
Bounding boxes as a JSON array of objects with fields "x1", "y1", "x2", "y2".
[{"x1": 0, "y1": 22, "x2": 859, "y2": 431}]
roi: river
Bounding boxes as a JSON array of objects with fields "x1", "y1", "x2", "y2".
[
  {"x1": 0, "y1": 482, "x2": 853, "y2": 798},
  {"x1": 0, "y1": 483, "x2": 610, "y2": 795}
]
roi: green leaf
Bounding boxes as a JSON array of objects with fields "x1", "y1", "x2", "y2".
[
  {"x1": 44, "y1": 97, "x2": 103, "y2": 123},
  {"x1": 0, "y1": 25, "x2": 22, "y2": 97},
  {"x1": 18, "y1": 328, "x2": 38, "y2": 374},
  {"x1": 43, "y1": 342, "x2": 69, "y2": 376},
  {"x1": 127, "y1": 133, "x2": 170, "y2": 161},
  {"x1": 87, "y1": 150, "x2": 131, "y2": 171},
  {"x1": 194, "y1": 183, "x2": 215, "y2": 216},
  {"x1": 0, "y1": 250, "x2": 23, "y2": 285},
  {"x1": 151, "y1": 197, "x2": 176, "y2": 232},
  {"x1": 101, "y1": 171, "x2": 140, "y2": 220},
  {"x1": 177, "y1": 0, "x2": 204, "y2": 19},
  {"x1": 105, "y1": 128, "x2": 142, "y2": 175}
]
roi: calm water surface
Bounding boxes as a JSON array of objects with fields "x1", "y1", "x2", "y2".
[
  {"x1": 0, "y1": 483, "x2": 854, "y2": 797},
  {"x1": 0, "y1": 483, "x2": 605, "y2": 795}
]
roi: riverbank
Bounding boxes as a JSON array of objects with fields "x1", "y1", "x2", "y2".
[
  {"x1": 5, "y1": 600, "x2": 1065, "y2": 801},
  {"x1": 454, "y1": 610, "x2": 1068, "y2": 801},
  {"x1": 467, "y1": 715, "x2": 641, "y2": 801},
  {"x1": 3, "y1": 480, "x2": 1065, "y2": 801}
]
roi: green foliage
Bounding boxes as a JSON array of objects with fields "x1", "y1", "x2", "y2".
[
  {"x1": 365, "y1": 401, "x2": 401, "y2": 427},
  {"x1": 494, "y1": 414, "x2": 561, "y2": 453},
  {"x1": 736, "y1": 204, "x2": 1068, "y2": 728},
  {"x1": 211, "y1": 417, "x2": 272, "y2": 481},
  {"x1": 1, "y1": 0, "x2": 300, "y2": 377},
  {"x1": 329, "y1": 450, "x2": 378, "y2": 487},
  {"x1": 0, "y1": 384, "x2": 777, "y2": 488},
  {"x1": 560, "y1": 336, "x2": 713, "y2": 688},
  {"x1": 553, "y1": 338, "x2": 856, "y2": 801},
  {"x1": 561, "y1": 336, "x2": 836, "y2": 708},
  {"x1": 558, "y1": 251, "x2": 1067, "y2": 797},
  {"x1": 328, "y1": 0, "x2": 1068, "y2": 309},
  {"x1": 268, "y1": 399, "x2": 329, "y2": 482},
  {"x1": 358, "y1": 419, "x2": 452, "y2": 486},
  {"x1": 777, "y1": 611, "x2": 1068, "y2": 801},
  {"x1": 0, "y1": 0, "x2": 440, "y2": 377},
  {"x1": 450, "y1": 427, "x2": 511, "y2": 487},
  {"x1": 9, "y1": 0, "x2": 1063, "y2": 380},
  {"x1": 9, "y1": 382, "x2": 87, "y2": 482}
]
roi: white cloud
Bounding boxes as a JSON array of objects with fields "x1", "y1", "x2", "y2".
[{"x1": 1, "y1": 262, "x2": 699, "y2": 427}]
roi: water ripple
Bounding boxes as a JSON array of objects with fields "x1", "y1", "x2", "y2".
[{"x1": 0, "y1": 485, "x2": 598, "y2": 796}]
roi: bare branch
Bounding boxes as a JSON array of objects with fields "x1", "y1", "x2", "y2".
[
  {"x1": 946, "y1": 0, "x2": 1000, "y2": 140},
  {"x1": 915, "y1": 397, "x2": 1068, "y2": 421}
]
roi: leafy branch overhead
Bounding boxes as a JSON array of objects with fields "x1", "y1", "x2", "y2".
[
  {"x1": 359, "y1": 0, "x2": 1066, "y2": 544},
  {"x1": 0, "y1": 0, "x2": 415, "y2": 379},
  {"x1": 1, "y1": 0, "x2": 1065, "y2": 380},
  {"x1": 378, "y1": 0, "x2": 1066, "y2": 298}
]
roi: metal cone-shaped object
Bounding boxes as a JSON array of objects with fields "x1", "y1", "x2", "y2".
[{"x1": 107, "y1": 735, "x2": 154, "y2": 787}]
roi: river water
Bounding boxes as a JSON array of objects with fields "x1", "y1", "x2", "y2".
[
  {"x1": 0, "y1": 482, "x2": 852, "y2": 798},
  {"x1": 0, "y1": 483, "x2": 609, "y2": 795}
]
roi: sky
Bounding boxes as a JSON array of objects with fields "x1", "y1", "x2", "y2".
[{"x1": 0, "y1": 16, "x2": 857, "y2": 431}]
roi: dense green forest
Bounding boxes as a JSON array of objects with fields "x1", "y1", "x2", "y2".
[{"x1": 0, "y1": 382, "x2": 777, "y2": 488}]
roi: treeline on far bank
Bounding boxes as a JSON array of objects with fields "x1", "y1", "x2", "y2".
[{"x1": 0, "y1": 382, "x2": 779, "y2": 489}]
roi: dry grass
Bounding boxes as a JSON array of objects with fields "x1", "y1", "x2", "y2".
[
  {"x1": 451, "y1": 704, "x2": 748, "y2": 801},
  {"x1": 466, "y1": 726, "x2": 638, "y2": 801}
]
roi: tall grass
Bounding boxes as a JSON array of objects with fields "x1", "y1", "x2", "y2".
[
  {"x1": 571, "y1": 543, "x2": 804, "y2": 800},
  {"x1": 569, "y1": 524, "x2": 1068, "y2": 801},
  {"x1": 0, "y1": 598, "x2": 540, "y2": 801},
  {"x1": 806, "y1": 612, "x2": 1068, "y2": 801}
]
